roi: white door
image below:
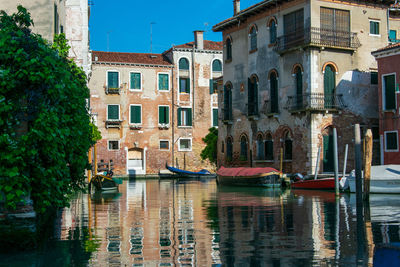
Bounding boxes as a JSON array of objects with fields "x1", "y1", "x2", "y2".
[{"x1": 127, "y1": 148, "x2": 145, "y2": 175}]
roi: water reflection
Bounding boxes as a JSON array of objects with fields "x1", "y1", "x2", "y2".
[{"x1": 2, "y1": 179, "x2": 400, "y2": 266}]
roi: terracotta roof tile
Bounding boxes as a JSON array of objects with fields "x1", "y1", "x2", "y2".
[
  {"x1": 173, "y1": 40, "x2": 223, "y2": 50},
  {"x1": 92, "y1": 51, "x2": 173, "y2": 65},
  {"x1": 373, "y1": 42, "x2": 400, "y2": 53}
]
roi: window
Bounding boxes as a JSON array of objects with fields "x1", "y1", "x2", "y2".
[
  {"x1": 270, "y1": 72, "x2": 279, "y2": 113},
  {"x1": 385, "y1": 131, "x2": 398, "y2": 151},
  {"x1": 212, "y1": 108, "x2": 218, "y2": 127},
  {"x1": 158, "y1": 73, "x2": 169, "y2": 91},
  {"x1": 248, "y1": 76, "x2": 258, "y2": 116},
  {"x1": 383, "y1": 74, "x2": 396, "y2": 110},
  {"x1": 283, "y1": 132, "x2": 292, "y2": 160},
  {"x1": 179, "y1": 138, "x2": 192, "y2": 151},
  {"x1": 240, "y1": 135, "x2": 248, "y2": 161},
  {"x1": 265, "y1": 134, "x2": 274, "y2": 161},
  {"x1": 370, "y1": 20, "x2": 380, "y2": 36},
  {"x1": 249, "y1": 26, "x2": 257, "y2": 51},
  {"x1": 324, "y1": 65, "x2": 336, "y2": 109},
  {"x1": 256, "y1": 134, "x2": 264, "y2": 160},
  {"x1": 130, "y1": 105, "x2": 141, "y2": 124},
  {"x1": 224, "y1": 84, "x2": 233, "y2": 120},
  {"x1": 130, "y1": 72, "x2": 141, "y2": 90},
  {"x1": 284, "y1": 9, "x2": 304, "y2": 45},
  {"x1": 320, "y1": 7, "x2": 350, "y2": 47},
  {"x1": 209, "y1": 79, "x2": 218, "y2": 94},
  {"x1": 108, "y1": 140, "x2": 119, "y2": 151},
  {"x1": 269, "y1": 19, "x2": 277, "y2": 44},
  {"x1": 160, "y1": 140, "x2": 170, "y2": 150},
  {"x1": 107, "y1": 71, "x2": 119, "y2": 89},
  {"x1": 295, "y1": 66, "x2": 303, "y2": 109},
  {"x1": 226, "y1": 38, "x2": 232, "y2": 61},
  {"x1": 212, "y1": 60, "x2": 222, "y2": 72},
  {"x1": 389, "y1": 29, "x2": 397, "y2": 42},
  {"x1": 179, "y1": 77, "x2": 190, "y2": 93},
  {"x1": 107, "y1": 105, "x2": 120, "y2": 120},
  {"x1": 226, "y1": 137, "x2": 233, "y2": 161},
  {"x1": 158, "y1": 106, "x2": 169, "y2": 125},
  {"x1": 178, "y1": 108, "x2": 192, "y2": 126},
  {"x1": 371, "y1": 72, "x2": 378, "y2": 85},
  {"x1": 179, "y1": 58, "x2": 189, "y2": 70}
]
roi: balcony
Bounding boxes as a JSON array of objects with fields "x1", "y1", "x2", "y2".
[
  {"x1": 275, "y1": 27, "x2": 361, "y2": 54},
  {"x1": 286, "y1": 93, "x2": 346, "y2": 113},
  {"x1": 105, "y1": 86, "x2": 120, "y2": 95},
  {"x1": 105, "y1": 120, "x2": 122, "y2": 129}
]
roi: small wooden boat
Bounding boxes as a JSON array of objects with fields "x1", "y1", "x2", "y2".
[
  {"x1": 165, "y1": 163, "x2": 214, "y2": 178},
  {"x1": 89, "y1": 172, "x2": 121, "y2": 192},
  {"x1": 216, "y1": 166, "x2": 282, "y2": 187},
  {"x1": 291, "y1": 177, "x2": 337, "y2": 190}
]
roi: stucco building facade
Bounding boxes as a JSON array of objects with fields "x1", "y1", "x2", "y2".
[
  {"x1": 213, "y1": 0, "x2": 396, "y2": 174},
  {"x1": 90, "y1": 32, "x2": 222, "y2": 175}
]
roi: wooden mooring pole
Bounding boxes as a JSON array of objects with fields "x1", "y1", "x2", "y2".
[
  {"x1": 342, "y1": 144, "x2": 348, "y2": 178},
  {"x1": 280, "y1": 147, "x2": 283, "y2": 174},
  {"x1": 333, "y1": 128, "x2": 339, "y2": 196},
  {"x1": 363, "y1": 129, "x2": 373, "y2": 201},
  {"x1": 354, "y1": 124, "x2": 363, "y2": 205},
  {"x1": 88, "y1": 147, "x2": 92, "y2": 183}
]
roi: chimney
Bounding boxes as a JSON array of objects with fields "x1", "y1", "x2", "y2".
[
  {"x1": 194, "y1": 31, "x2": 204, "y2": 50},
  {"x1": 233, "y1": 0, "x2": 240, "y2": 16}
]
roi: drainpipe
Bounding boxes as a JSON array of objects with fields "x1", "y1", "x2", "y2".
[
  {"x1": 172, "y1": 65, "x2": 175, "y2": 167},
  {"x1": 192, "y1": 47, "x2": 195, "y2": 129}
]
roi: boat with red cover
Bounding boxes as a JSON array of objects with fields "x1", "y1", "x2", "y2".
[
  {"x1": 291, "y1": 177, "x2": 338, "y2": 190},
  {"x1": 217, "y1": 166, "x2": 282, "y2": 187}
]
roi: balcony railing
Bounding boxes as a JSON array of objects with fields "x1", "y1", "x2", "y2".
[
  {"x1": 286, "y1": 93, "x2": 346, "y2": 112},
  {"x1": 275, "y1": 27, "x2": 361, "y2": 54},
  {"x1": 105, "y1": 120, "x2": 122, "y2": 129},
  {"x1": 105, "y1": 86, "x2": 120, "y2": 95}
]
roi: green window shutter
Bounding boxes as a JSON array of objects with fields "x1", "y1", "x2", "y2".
[
  {"x1": 165, "y1": 107, "x2": 169, "y2": 124},
  {"x1": 209, "y1": 79, "x2": 214, "y2": 94},
  {"x1": 384, "y1": 75, "x2": 396, "y2": 110},
  {"x1": 213, "y1": 109, "x2": 218, "y2": 127},
  {"x1": 108, "y1": 72, "x2": 118, "y2": 88},
  {"x1": 186, "y1": 78, "x2": 190, "y2": 93},
  {"x1": 131, "y1": 106, "x2": 141, "y2": 124},
  {"x1": 159, "y1": 106, "x2": 164, "y2": 124},
  {"x1": 159, "y1": 74, "x2": 169, "y2": 90},
  {"x1": 187, "y1": 108, "x2": 192, "y2": 126},
  {"x1": 390, "y1": 30, "x2": 397, "y2": 41},
  {"x1": 177, "y1": 108, "x2": 182, "y2": 126},
  {"x1": 108, "y1": 105, "x2": 119, "y2": 120},
  {"x1": 131, "y1": 73, "x2": 141, "y2": 90}
]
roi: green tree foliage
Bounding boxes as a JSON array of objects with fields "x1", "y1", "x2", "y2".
[
  {"x1": 201, "y1": 127, "x2": 218, "y2": 165},
  {"x1": 0, "y1": 6, "x2": 96, "y2": 213}
]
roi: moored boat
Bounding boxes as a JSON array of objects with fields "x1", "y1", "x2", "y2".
[
  {"x1": 165, "y1": 163, "x2": 215, "y2": 178},
  {"x1": 216, "y1": 166, "x2": 282, "y2": 187},
  {"x1": 291, "y1": 177, "x2": 337, "y2": 190},
  {"x1": 346, "y1": 165, "x2": 400, "y2": 193},
  {"x1": 89, "y1": 173, "x2": 121, "y2": 192}
]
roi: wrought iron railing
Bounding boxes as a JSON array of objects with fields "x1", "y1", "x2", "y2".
[
  {"x1": 105, "y1": 86, "x2": 120, "y2": 95},
  {"x1": 286, "y1": 93, "x2": 346, "y2": 112},
  {"x1": 105, "y1": 120, "x2": 122, "y2": 128},
  {"x1": 275, "y1": 27, "x2": 361, "y2": 53}
]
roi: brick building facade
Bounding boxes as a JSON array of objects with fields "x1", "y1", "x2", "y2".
[
  {"x1": 372, "y1": 42, "x2": 400, "y2": 164},
  {"x1": 89, "y1": 32, "x2": 222, "y2": 175},
  {"x1": 213, "y1": 0, "x2": 397, "y2": 174}
]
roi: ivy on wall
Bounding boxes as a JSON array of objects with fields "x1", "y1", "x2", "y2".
[{"x1": 0, "y1": 6, "x2": 98, "y2": 213}]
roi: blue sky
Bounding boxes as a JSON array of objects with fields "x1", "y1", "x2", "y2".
[{"x1": 89, "y1": 0, "x2": 261, "y2": 54}]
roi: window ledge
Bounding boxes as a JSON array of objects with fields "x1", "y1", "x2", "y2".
[
  {"x1": 129, "y1": 124, "x2": 142, "y2": 129},
  {"x1": 223, "y1": 120, "x2": 233, "y2": 125},
  {"x1": 129, "y1": 89, "x2": 142, "y2": 92},
  {"x1": 249, "y1": 48, "x2": 258, "y2": 54},
  {"x1": 383, "y1": 109, "x2": 396, "y2": 113},
  {"x1": 158, "y1": 124, "x2": 170, "y2": 129},
  {"x1": 178, "y1": 126, "x2": 192, "y2": 129},
  {"x1": 254, "y1": 160, "x2": 274, "y2": 163}
]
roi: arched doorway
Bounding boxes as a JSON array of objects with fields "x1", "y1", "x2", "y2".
[
  {"x1": 322, "y1": 127, "x2": 334, "y2": 172},
  {"x1": 127, "y1": 147, "x2": 146, "y2": 175}
]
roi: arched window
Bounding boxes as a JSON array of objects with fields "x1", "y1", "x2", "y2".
[
  {"x1": 248, "y1": 75, "x2": 258, "y2": 116},
  {"x1": 240, "y1": 135, "x2": 248, "y2": 161},
  {"x1": 324, "y1": 64, "x2": 336, "y2": 109},
  {"x1": 179, "y1": 58, "x2": 189, "y2": 70},
  {"x1": 269, "y1": 71, "x2": 279, "y2": 113},
  {"x1": 212, "y1": 59, "x2": 222, "y2": 72},
  {"x1": 265, "y1": 133, "x2": 274, "y2": 160},
  {"x1": 226, "y1": 137, "x2": 233, "y2": 161},
  {"x1": 295, "y1": 66, "x2": 303, "y2": 109},
  {"x1": 226, "y1": 38, "x2": 232, "y2": 60},
  {"x1": 256, "y1": 134, "x2": 264, "y2": 160},
  {"x1": 283, "y1": 131, "x2": 292, "y2": 160},
  {"x1": 224, "y1": 83, "x2": 233, "y2": 121},
  {"x1": 250, "y1": 26, "x2": 257, "y2": 51},
  {"x1": 269, "y1": 20, "x2": 277, "y2": 44}
]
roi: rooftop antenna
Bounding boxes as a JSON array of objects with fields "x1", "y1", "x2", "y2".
[
  {"x1": 150, "y1": 22, "x2": 156, "y2": 53},
  {"x1": 107, "y1": 31, "x2": 112, "y2": 52}
]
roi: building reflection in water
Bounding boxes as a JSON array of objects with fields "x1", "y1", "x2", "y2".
[{"x1": 53, "y1": 180, "x2": 400, "y2": 266}]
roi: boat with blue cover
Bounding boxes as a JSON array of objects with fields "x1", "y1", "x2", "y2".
[{"x1": 165, "y1": 163, "x2": 215, "y2": 178}]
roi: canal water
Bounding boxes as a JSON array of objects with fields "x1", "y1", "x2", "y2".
[{"x1": 2, "y1": 178, "x2": 400, "y2": 266}]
